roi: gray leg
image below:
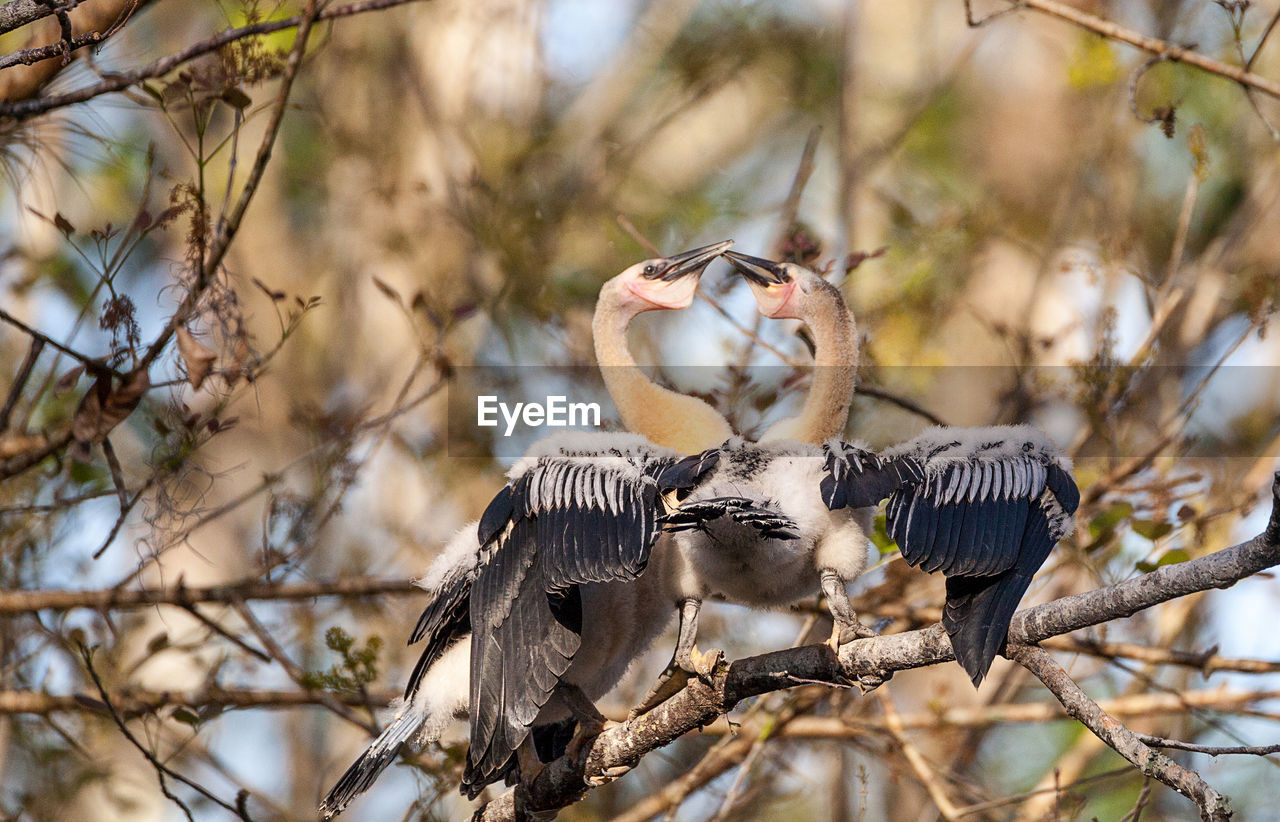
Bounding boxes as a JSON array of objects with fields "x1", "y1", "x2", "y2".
[
  {"x1": 556, "y1": 683, "x2": 626, "y2": 784},
  {"x1": 516, "y1": 734, "x2": 546, "y2": 786},
  {"x1": 821, "y1": 570, "x2": 875, "y2": 650},
  {"x1": 630, "y1": 598, "x2": 722, "y2": 718},
  {"x1": 558, "y1": 683, "x2": 611, "y2": 731}
]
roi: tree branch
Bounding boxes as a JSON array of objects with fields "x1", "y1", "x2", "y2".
[
  {"x1": 0, "y1": 0, "x2": 430, "y2": 119},
  {"x1": 1010, "y1": 645, "x2": 1232, "y2": 822},
  {"x1": 0, "y1": 575, "x2": 416, "y2": 614},
  {"x1": 0, "y1": 686, "x2": 400, "y2": 716},
  {"x1": 0, "y1": 0, "x2": 86, "y2": 36},
  {"x1": 966, "y1": 0, "x2": 1280, "y2": 101}
]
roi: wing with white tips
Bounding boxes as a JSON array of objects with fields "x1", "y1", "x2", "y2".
[
  {"x1": 822, "y1": 426, "x2": 1079, "y2": 684},
  {"x1": 463, "y1": 442, "x2": 708, "y2": 796}
]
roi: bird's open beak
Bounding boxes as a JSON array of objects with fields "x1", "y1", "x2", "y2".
[
  {"x1": 725, "y1": 251, "x2": 799, "y2": 318},
  {"x1": 627, "y1": 240, "x2": 734, "y2": 311},
  {"x1": 657, "y1": 240, "x2": 736, "y2": 282},
  {"x1": 723, "y1": 251, "x2": 790, "y2": 286}
]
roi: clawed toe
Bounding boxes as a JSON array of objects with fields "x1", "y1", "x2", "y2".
[
  {"x1": 586, "y1": 764, "x2": 633, "y2": 786},
  {"x1": 827, "y1": 617, "x2": 877, "y2": 651},
  {"x1": 688, "y1": 645, "x2": 724, "y2": 682}
]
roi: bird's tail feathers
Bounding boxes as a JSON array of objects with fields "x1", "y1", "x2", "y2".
[
  {"x1": 319, "y1": 701, "x2": 425, "y2": 819},
  {"x1": 941, "y1": 570, "x2": 1035, "y2": 687}
]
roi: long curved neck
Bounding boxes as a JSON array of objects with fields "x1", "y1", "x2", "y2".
[
  {"x1": 593, "y1": 286, "x2": 734, "y2": 455},
  {"x1": 761, "y1": 282, "x2": 858, "y2": 444}
]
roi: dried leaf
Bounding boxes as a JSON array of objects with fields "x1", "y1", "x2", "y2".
[
  {"x1": 176, "y1": 327, "x2": 217, "y2": 390},
  {"x1": 252, "y1": 277, "x2": 286, "y2": 301},
  {"x1": 55, "y1": 365, "x2": 85, "y2": 392},
  {"x1": 54, "y1": 212, "x2": 75, "y2": 236},
  {"x1": 221, "y1": 87, "x2": 252, "y2": 109},
  {"x1": 155, "y1": 205, "x2": 186, "y2": 227},
  {"x1": 1131, "y1": 519, "x2": 1174, "y2": 541},
  {"x1": 70, "y1": 370, "x2": 151, "y2": 462},
  {"x1": 1189, "y1": 124, "x2": 1210, "y2": 181}
]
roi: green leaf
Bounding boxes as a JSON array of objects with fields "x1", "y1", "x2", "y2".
[
  {"x1": 1089, "y1": 502, "x2": 1133, "y2": 538},
  {"x1": 1157, "y1": 549, "x2": 1190, "y2": 567},
  {"x1": 1131, "y1": 520, "x2": 1174, "y2": 541}
]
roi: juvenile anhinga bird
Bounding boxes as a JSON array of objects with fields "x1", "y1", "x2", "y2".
[
  {"x1": 654, "y1": 251, "x2": 1080, "y2": 688},
  {"x1": 319, "y1": 241, "x2": 740, "y2": 817}
]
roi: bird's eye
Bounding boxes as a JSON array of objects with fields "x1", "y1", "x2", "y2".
[{"x1": 643, "y1": 264, "x2": 657, "y2": 276}]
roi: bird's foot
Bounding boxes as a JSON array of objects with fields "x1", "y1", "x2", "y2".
[
  {"x1": 825, "y1": 616, "x2": 877, "y2": 652},
  {"x1": 628, "y1": 646, "x2": 724, "y2": 719},
  {"x1": 565, "y1": 718, "x2": 620, "y2": 762},
  {"x1": 630, "y1": 666, "x2": 690, "y2": 719},
  {"x1": 687, "y1": 645, "x2": 725, "y2": 683}
]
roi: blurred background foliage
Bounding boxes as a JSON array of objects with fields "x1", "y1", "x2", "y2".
[{"x1": 1, "y1": 0, "x2": 1280, "y2": 820}]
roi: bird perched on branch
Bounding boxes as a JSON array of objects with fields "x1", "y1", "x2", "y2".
[
  {"x1": 320, "y1": 241, "x2": 740, "y2": 817},
  {"x1": 653, "y1": 250, "x2": 1081, "y2": 687}
]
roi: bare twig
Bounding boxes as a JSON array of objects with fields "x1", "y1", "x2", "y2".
[
  {"x1": 0, "y1": 685, "x2": 400, "y2": 716},
  {"x1": 967, "y1": 0, "x2": 1280, "y2": 100},
  {"x1": 855, "y1": 383, "x2": 948, "y2": 427},
  {"x1": 0, "y1": 575, "x2": 416, "y2": 614},
  {"x1": 0, "y1": 0, "x2": 429, "y2": 119},
  {"x1": 0, "y1": 337, "x2": 44, "y2": 430},
  {"x1": 1043, "y1": 636, "x2": 1280, "y2": 676},
  {"x1": 134, "y1": 0, "x2": 322, "y2": 373},
  {"x1": 1132, "y1": 735, "x2": 1280, "y2": 758},
  {"x1": 1011, "y1": 645, "x2": 1232, "y2": 822},
  {"x1": 879, "y1": 691, "x2": 963, "y2": 820},
  {"x1": 0, "y1": 0, "x2": 86, "y2": 36},
  {"x1": 79, "y1": 646, "x2": 251, "y2": 821}
]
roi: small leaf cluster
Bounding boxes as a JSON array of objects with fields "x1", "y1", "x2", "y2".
[{"x1": 304, "y1": 627, "x2": 383, "y2": 694}]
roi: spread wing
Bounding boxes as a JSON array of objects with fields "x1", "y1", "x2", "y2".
[
  {"x1": 462, "y1": 453, "x2": 675, "y2": 796},
  {"x1": 822, "y1": 426, "x2": 1079, "y2": 685}
]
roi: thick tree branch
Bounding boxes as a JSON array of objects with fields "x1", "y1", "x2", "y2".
[
  {"x1": 0, "y1": 0, "x2": 86, "y2": 36},
  {"x1": 475, "y1": 472, "x2": 1280, "y2": 821}
]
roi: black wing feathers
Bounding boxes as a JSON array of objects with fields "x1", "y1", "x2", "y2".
[
  {"x1": 823, "y1": 433, "x2": 1079, "y2": 686},
  {"x1": 464, "y1": 452, "x2": 674, "y2": 795},
  {"x1": 820, "y1": 442, "x2": 923, "y2": 510}
]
